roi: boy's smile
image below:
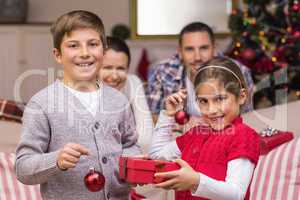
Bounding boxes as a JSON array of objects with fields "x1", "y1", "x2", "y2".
[{"x1": 53, "y1": 28, "x2": 104, "y2": 91}]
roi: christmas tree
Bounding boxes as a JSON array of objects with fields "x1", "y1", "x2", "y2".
[{"x1": 226, "y1": 0, "x2": 300, "y2": 109}]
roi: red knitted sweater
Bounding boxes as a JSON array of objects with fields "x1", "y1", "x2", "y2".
[{"x1": 175, "y1": 117, "x2": 260, "y2": 200}]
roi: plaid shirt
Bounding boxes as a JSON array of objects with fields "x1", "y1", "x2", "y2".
[
  {"x1": 0, "y1": 99, "x2": 25, "y2": 123},
  {"x1": 146, "y1": 54, "x2": 254, "y2": 114}
]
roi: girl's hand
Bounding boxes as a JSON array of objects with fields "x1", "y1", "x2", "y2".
[
  {"x1": 154, "y1": 159, "x2": 199, "y2": 191},
  {"x1": 165, "y1": 89, "x2": 187, "y2": 116},
  {"x1": 57, "y1": 143, "x2": 90, "y2": 170}
]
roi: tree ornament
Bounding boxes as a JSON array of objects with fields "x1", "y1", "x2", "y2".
[
  {"x1": 292, "y1": 1, "x2": 300, "y2": 12},
  {"x1": 232, "y1": 9, "x2": 238, "y2": 15},
  {"x1": 174, "y1": 110, "x2": 190, "y2": 125},
  {"x1": 266, "y1": 2, "x2": 278, "y2": 16},
  {"x1": 292, "y1": 30, "x2": 300, "y2": 37},
  {"x1": 242, "y1": 48, "x2": 256, "y2": 60},
  {"x1": 84, "y1": 167, "x2": 105, "y2": 192}
]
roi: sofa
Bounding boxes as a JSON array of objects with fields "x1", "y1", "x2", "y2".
[{"x1": 1, "y1": 100, "x2": 300, "y2": 200}]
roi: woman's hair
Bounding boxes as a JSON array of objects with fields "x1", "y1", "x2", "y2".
[
  {"x1": 50, "y1": 10, "x2": 106, "y2": 52},
  {"x1": 106, "y1": 36, "x2": 131, "y2": 66},
  {"x1": 194, "y1": 57, "x2": 248, "y2": 98}
]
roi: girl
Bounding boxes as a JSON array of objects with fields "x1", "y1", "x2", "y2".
[{"x1": 149, "y1": 57, "x2": 260, "y2": 200}]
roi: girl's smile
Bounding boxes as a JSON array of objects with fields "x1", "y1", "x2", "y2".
[{"x1": 196, "y1": 79, "x2": 246, "y2": 131}]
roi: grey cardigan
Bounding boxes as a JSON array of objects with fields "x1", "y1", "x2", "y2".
[{"x1": 15, "y1": 80, "x2": 141, "y2": 200}]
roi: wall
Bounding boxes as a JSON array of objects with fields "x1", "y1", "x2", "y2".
[
  {"x1": 27, "y1": 0, "x2": 231, "y2": 73},
  {"x1": 28, "y1": 0, "x2": 130, "y2": 36},
  {"x1": 0, "y1": 1, "x2": 232, "y2": 101}
]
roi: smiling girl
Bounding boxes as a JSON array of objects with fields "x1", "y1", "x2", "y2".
[{"x1": 149, "y1": 57, "x2": 260, "y2": 200}]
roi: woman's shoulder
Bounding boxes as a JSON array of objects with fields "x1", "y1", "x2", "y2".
[
  {"x1": 127, "y1": 74, "x2": 143, "y2": 84},
  {"x1": 101, "y1": 83, "x2": 128, "y2": 102},
  {"x1": 124, "y1": 74, "x2": 146, "y2": 97}
]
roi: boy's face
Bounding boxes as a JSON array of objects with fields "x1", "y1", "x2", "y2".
[{"x1": 53, "y1": 28, "x2": 104, "y2": 90}]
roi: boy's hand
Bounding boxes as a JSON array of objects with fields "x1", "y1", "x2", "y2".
[
  {"x1": 154, "y1": 159, "x2": 199, "y2": 191},
  {"x1": 165, "y1": 89, "x2": 187, "y2": 117},
  {"x1": 57, "y1": 143, "x2": 90, "y2": 170}
]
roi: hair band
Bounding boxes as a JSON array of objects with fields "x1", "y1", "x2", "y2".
[{"x1": 197, "y1": 65, "x2": 243, "y2": 89}]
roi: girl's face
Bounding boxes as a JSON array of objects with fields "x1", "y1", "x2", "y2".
[
  {"x1": 99, "y1": 49, "x2": 129, "y2": 90},
  {"x1": 196, "y1": 79, "x2": 246, "y2": 131}
]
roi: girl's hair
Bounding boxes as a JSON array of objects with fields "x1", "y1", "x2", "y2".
[
  {"x1": 194, "y1": 57, "x2": 248, "y2": 99},
  {"x1": 50, "y1": 10, "x2": 106, "y2": 52},
  {"x1": 106, "y1": 36, "x2": 131, "y2": 66}
]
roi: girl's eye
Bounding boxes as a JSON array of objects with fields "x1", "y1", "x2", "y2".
[{"x1": 196, "y1": 98, "x2": 207, "y2": 104}]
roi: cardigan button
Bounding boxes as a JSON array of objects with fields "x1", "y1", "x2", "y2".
[
  {"x1": 102, "y1": 156, "x2": 108, "y2": 164},
  {"x1": 94, "y1": 122, "x2": 100, "y2": 129}
]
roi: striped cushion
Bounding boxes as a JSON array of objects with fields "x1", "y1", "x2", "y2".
[
  {"x1": 250, "y1": 137, "x2": 300, "y2": 200},
  {"x1": 0, "y1": 153, "x2": 42, "y2": 200}
]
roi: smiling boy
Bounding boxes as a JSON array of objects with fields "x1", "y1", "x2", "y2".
[{"x1": 15, "y1": 10, "x2": 140, "y2": 200}]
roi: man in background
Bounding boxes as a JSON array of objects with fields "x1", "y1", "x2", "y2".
[{"x1": 146, "y1": 22, "x2": 254, "y2": 123}]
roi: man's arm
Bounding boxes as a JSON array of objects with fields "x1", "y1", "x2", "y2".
[{"x1": 147, "y1": 64, "x2": 164, "y2": 123}]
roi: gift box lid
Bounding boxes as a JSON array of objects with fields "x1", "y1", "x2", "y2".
[{"x1": 120, "y1": 157, "x2": 179, "y2": 171}]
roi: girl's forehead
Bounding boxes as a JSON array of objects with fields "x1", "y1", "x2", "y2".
[
  {"x1": 196, "y1": 79, "x2": 227, "y2": 94},
  {"x1": 196, "y1": 78, "x2": 223, "y2": 89}
]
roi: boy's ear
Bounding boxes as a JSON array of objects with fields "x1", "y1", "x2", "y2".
[
  {"x1": 238, "y1": 88, "x2": 247, "y2": 105},
  {"x1": 53, "y1": 48, "x2": 62, "y2": 64}
]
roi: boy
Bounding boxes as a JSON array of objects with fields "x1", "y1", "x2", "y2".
[{"x1": 15, "y1": 10, "x2": 140, "y2": 200}]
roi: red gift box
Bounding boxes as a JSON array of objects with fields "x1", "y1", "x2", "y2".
[
  {"x1": 260, "y1": 131, "x2": 294, "y2": 155},
  {"x1": 119, "y1": 156, "x2": 180, "y2": 184}
]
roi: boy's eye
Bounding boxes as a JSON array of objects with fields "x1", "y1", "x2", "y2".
[
  {"x1": 68, "y1": 43, "x2": 78, "y2": 48},
  {"x1": 89, "y1": 42, "x2": 100, "y2": 47}
]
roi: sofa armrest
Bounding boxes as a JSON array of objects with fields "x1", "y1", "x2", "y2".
[{"x1": 250, "y1": 137, "x2": 300, "y2": 199}]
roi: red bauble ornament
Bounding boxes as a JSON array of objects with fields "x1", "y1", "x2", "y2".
[
  {"x1": 84, "y1": 168, "x2": 105, "y2": 192},
  {"x1": 292, "y1": 3, "x2": 300, "y2": 12},
  {"x1": 242, "y1": 48, "x2": 256, "y2": 61},
  {"x1": 175, "y1": 110, "x2": 190, "y2": 125},
  {"x1": 293, "y1": 30, "x2": 300, "y2": 37}
]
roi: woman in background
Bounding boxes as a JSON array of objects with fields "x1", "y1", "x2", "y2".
[
  {"x1": 98, "y1": 36, "x2": 153, "y2": 152},
  {"x1": 98, "y1": 36, "x2": 178, "y2": 200}
]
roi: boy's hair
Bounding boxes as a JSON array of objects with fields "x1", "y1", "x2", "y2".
[
  {"x1": 179, "y1": 22, "x2": 215, "y2": 46},
  {"x1": 50, "y1": 10, "x2": 106, "y2": 52},
  {"x1": 106, "y1": 36, "x2": 131, "y2": 66},
  {"x1": 194, "y1": 57, "x2": 248, "y2": 99}
]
